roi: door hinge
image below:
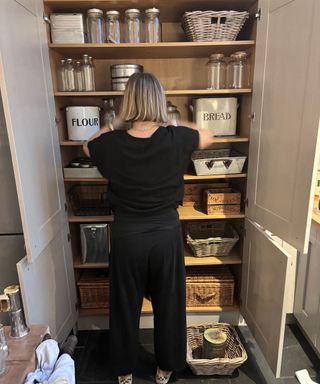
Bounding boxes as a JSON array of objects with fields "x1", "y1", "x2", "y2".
[
  {"x1": 67, "y1": 233, "x2": 71, "y2": 242},
  {"x1": 43, "y1": 14, "x2": 50, "y2": 24},
  {"x1": 75, "y1": 302, "x2": 79, "y2": 312},
  {"x1": 245, "y1": 198, "x2": 249, "y2": 208},
  {"x1": 255, "y1": 8, "x2": 261, "y2": 20},
  {"x1": 64, "y1": 202, "x2": 68, "y2": 212}
]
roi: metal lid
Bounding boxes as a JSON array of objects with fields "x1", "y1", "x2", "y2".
[
  {"x1": 110, "y1": 64, "x2": 143, "y2": 70},
  {"x1": 125, "y1": 8, "x2": 140, "y2": 15},
  {"x1": 106, "y1": 10, "x2": 120, "y2": 16},
  {"x1": 4, "y1": 285, "x2": 20, "y2": 295},
  {"x1": 233, "y1": 51, "x2": 247, "y2": 59},
  {"x1": 204, "y1": 328, "x2": 228, "y2": 345},
  {"x1": 209, "y1": 53, "x2": 224, "y2": 61},
  {"x1": 145, "y1": 8, "x2": 160, "y2": 14},
  {"x1": 87, "y1": 8, "x2": 103, "y2": 15}
]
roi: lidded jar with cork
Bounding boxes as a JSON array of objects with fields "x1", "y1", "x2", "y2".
[
  {"x1": 227, "y1": 51, "x2": 250, "y2": 89},
  {"x1": 144, "y1": 8, "x2": 161, "y2": 43},
  {"x1": 125, "y1": 9, "x2": 141, "y2": 43},
  {"x1": 106, "y1": 10, "x2": 120, "y2": 43},
  {"x1": 206, "y1": 53, "x2": 226, "y2": 89}
]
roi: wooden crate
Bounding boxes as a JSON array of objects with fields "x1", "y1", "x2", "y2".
[
  {"x1": 183, "y1": 183, "x2": 229, "y2": 206},
  {"x1": 77, "y1": 271, "x2": 109, "y2": 309},
  {"x1": 186, "y1": 266, "x2": 234, "y2": 306},
  {"x1": 203, "y1": 188, "x2": 241, "y2": 214}
]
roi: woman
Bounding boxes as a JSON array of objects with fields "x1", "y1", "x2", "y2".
[{"x1": 83, "y1": 73, "x2": 212, "y2": 384}]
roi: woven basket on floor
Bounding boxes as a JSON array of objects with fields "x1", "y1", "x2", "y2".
[
  {"x1": 186, "y1": 221, "x2": 239, "y2": 257},
  {"x1": 182, "y1": 10, "x2": 249, "y2": 41},
  {"x1": 187, "y1": 323, "x2": 247, "y2": 375}
]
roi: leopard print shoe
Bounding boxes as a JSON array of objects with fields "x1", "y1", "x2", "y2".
[
  {"x1": 155, "y1": 367, "x2": 172, "y2": 384},
  {"x1": 118, "y1": 373, "x2": 132, "y2": 384}
]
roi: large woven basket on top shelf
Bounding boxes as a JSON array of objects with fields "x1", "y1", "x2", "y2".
[
  {"x1": 182, "y1": 10, "x2": 249, "y2": 41},
  {"x1": 186, "y1": 221, "x2": 239, "y2": 257},
  {"x1": 187, "y1": 323, "x2": 247, "y2": 375}
]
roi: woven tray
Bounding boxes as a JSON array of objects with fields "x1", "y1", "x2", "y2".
[
  {"x1": 182, "y1": 10, "x2": 249, "y2": 42},
  {"x1": 187, "y1": 323, "x2": 247, "y2": 375},
  {"x1": 186, "y1": 221, "x2": 239, "y2": 257}
]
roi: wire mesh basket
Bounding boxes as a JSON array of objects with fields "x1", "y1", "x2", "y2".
[
  {"x1": 68, "y1": 184, "x2": 110, "y2": 216},
  {"x1": 182, "y1": 10, "x2": 249, "y2": 41}
]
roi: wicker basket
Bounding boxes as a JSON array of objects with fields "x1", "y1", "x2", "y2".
[
  {"x1": 186, "y1": 221, "x2": 239, "y2": 257},
  {"x1": 192, "y1": 149, "x2": 247, "y2": 176},
  {"x1": 182, "y1": 11, "x2": 249, "y2": 42},
  {"x1": 68, "y1": 184, "x2": 110, "y2": 216},
  {"x1": 186, "y1": 266, "x2": 234, "y2": 306},
  {"x1": 187, "y1": 323, "x2": 247, "y2": 375},
  {"x1": 77, "y1": 270, "x2": 109, "y2": 309}
]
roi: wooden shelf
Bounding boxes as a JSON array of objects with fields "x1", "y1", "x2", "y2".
[
  {"x1": 49, "y1": 41, "x2": 255, "y2": 59},
  {"x1": 68, "y1": 214, "x2": 114, "y2": 222},
  {"x1": 60, "y1": 136, "x2": 249, "y2": 146},
  {"x1": 44, "y1": 0, "x2": 257, "y2": 21},
  {"x1": 64, "y1": 178, "x2": 107, "y2": 182},
  {"x1": 184, "y1": 173, "x2": 247, "y2": 180},
  {"x1": 178, "y1": 205, "x2": 245, "y2": 220},
  {"x1": 79, "y1": 298, "x2": 239, "y2": 316},
  {"x1": 54, "y1": 89, "x2": 252, "y2": 97},
  {"x1": 184, "y1": 248, "x2": 241, "y2": 266},
  {"x1": 74, "y1": 260, "x2": 109, "y2": 269}
]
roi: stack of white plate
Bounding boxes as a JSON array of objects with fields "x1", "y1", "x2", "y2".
[{"x1": 50, "y1": 13, "x2": 85, "y2": 43}]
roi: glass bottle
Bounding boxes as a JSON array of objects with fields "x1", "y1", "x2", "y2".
[
  {"x1": 102, "y1": 98, "x2": 116, "y2": 128},
  {"x1": 65, "y1": 59, "x2": 75, "y2": 91},
  {"x1": 74, "y1": 61, "x2": 84, "y2": 91},
  {"x1": 87, "y1": 9, "x2": 105, "y2": 43},
  {"x1": 125, "y1": 9, "x2": 141, "y2": 43},
  {"x1": 106, "y1": 10, "x2": 120, "y2": 43},
  {"x1": 82, "y1": 54, "x2": 95, "y2": 91},
  {"x1": 144, "y1": 8, "x2": 161, "y2": 43},
  {"x1": 167, "y1": 101, "x2": 181, "y2": 126},
  {"x1": 88, "y1": 56, "x2": 96, "y2": 91},
  {"x1": 207, "y1": 53, "x2": 226, "y2": 89},
  {"x1": 227, "y1": 51, "x2": 250, "y2": 89},
  {"x1": 57, "y1": 59, "x2": 67, "y2": 91},
  {"x1": 0, "y1": 325, "x2": 8, "y2": 357}
]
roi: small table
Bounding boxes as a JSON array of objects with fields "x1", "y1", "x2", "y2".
[{"x1": 0, "y1": 325, "x2": 49, "y2": 384}]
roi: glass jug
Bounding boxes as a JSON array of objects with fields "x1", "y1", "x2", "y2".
[
  {"x1": 102, "y1": 98, "x2": 116, "y2": 129},
  {"x1": 167, "y1": 101, "x2": 181, "y2": 126}
]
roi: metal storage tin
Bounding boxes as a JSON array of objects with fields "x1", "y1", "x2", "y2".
[
  {"x1": 192, "y1": 97, "x2": 237, "y2": 136},
  {"x1": 66, "y1": 106, "x2": 100, "y2": 141},
  {"x1": 110, "y1": 64, "x2": 143, "y2": 90}
]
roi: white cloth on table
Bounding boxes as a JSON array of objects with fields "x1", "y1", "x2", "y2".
[{"x1": 24, "y1": 339, "x2": 75, "y2": 384}]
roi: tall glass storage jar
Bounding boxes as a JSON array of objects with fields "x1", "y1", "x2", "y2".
[
  {"x1": 125, "y1": 9, "x2": 141, "y2": 43},
  {"x1": 106, "y1": 10, "x2": 120, "y2": 43},
  {"x1": 227, "y1": 51, "x2": 250, "y2": 89},
  {"x1": 87, "y1": 9, "x2": 105, "y2": 43},
  {"x1": 144, "y1": 8, "x2": 161, "y2": 43},
  {"x1": 207, "y1": 53, "x2": 226, "y2": 89}
]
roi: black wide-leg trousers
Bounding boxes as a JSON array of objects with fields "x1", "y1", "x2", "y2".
[{"x1": 109, "y1": 210, "x2": 186, "y2": 376}]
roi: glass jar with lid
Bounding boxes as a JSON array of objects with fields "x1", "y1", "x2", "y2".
[
  {"x1": 125, "y1": 9, "x2": 141, "y2": 43},
  {"x1": 102, "y1": 98, "x2": 116, "y2": 129},
  {"x1": 144, "y1": 8, "x2": 161, "y2": 43},
  {"x1": 106, "y1": 10, "x2": 120, "y2": 43},
  {"x1": 167, "y1": 101, "x2": 181, "y2": 126},
  {"x1": 207, "y1": 53, "x2": 226, "y2": 89},
  {"x1": 87, "y1": 8, "x2": 105, "y2": 43},
  {"x1": 227, "y1": 51, "x2": 250, "y2": 89}
]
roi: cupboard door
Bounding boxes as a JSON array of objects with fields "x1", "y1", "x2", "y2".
[
  {"x1": 17, "y1": 224, "x2": 77, "y2": 342},
  {"x1": 241, "y1": 219, "x2": 292, "y2": 378},
  {"x1": 247, "y1": 0, "x2": 320, "y2": 253},
  {"x1": 294, "y1": 223, "x2": 320, "y2": 348},
  {"x1": 0, "y1": 0, "x2": 67, "y2": 261}
]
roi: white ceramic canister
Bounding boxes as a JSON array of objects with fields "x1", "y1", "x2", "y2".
[{"x1": 66, "y1": 106, "x2": 101, "y2": 140}]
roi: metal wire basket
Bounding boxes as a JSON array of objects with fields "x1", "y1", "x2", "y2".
[{"x1": 68, "y1": 184, "x2": 110, "y2": 216}]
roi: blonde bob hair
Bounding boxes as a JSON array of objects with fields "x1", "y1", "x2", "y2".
[{"x1": 120, "y1": 73, "x2": 168, "y2": 123}]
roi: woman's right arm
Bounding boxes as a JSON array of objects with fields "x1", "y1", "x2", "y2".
[{"x1": 179, "y1": 120, "x2": 214, "y2": 149}]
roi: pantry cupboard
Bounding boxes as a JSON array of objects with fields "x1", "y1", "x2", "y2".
[{"x1": 0, "y1": 0, "x2": 319, "y2": 379}]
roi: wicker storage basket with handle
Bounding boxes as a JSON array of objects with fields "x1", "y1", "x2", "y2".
[
  {"x1": 187, "y1": 323, "x2": 248, "y2": 375},
  {"x1": 186, "y1": 221, "x2": 239, "y2": 257},
  {"x1": 182, "y1": 11, "x2": 249, "y2": 42}
]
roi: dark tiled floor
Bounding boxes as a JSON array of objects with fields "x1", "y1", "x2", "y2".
[{"x1": 74, "y1": 325, "x2": 320, "y2": 384}]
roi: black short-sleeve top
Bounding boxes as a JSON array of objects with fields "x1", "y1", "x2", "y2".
[{"x1": 88, "y1": 125, "x2": 199, "y2": 217}]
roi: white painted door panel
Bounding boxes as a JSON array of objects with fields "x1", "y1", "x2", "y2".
[
  {"x1": 247, "y1": 0, "x2": 320, "y2": 253},
  {"x1": 241, "y1": 219, "x2": 292, "y2": 378},
  {"x1": 14, "y1": 0, "x2": 36, "y2": 15},
  {"x1": 294, "y1": 223, "x2": 320, "y2": 352},
  {"x1": 0, "y1": 0, "x2": 67, "y2": 262},
  {"x1": 17, "y1": 224, "x2": 77, "y2": 342}
]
